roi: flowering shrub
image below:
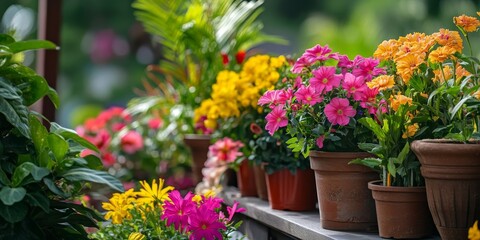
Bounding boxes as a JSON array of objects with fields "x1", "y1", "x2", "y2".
[
  {"x1": 259, "y1": 44, "x2": 385, "y2": 156},
  {"x1": 77, "y1": 106, "x2": 193, "y2": 188},
  {"x1": 90, "y1": 178, "x2": 245, "y2": 240}
]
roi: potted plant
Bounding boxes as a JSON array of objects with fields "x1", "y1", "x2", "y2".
[
  {"x1": 260, "y1": 44, "x2": 385, "y2": 230},
  {"x1": 132, "y1": 0, "x2": 287, "y2": 185},
  {"x1": 0, "y1": 34, "x2": 123, "y2": 239}
]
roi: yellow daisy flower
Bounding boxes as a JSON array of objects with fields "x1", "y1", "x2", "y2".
[{"x1": 135, "y1": 178, "x2": 174, "y2": 209}]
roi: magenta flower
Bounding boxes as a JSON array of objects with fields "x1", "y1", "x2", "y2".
[
  {"x1": 265, "y1": 106, "x2": 288, "y2": 135},
  {"x1": 342, "y1": 73, "x2": 367, "y2": 101},
  {"x1": 316, "y1": 135, "x2": 325, "y2": 149},
  {"x1": 310, "y1": 66, "x2": 342, "y2": 93},
  {"x1": 352, "y1": 56, "x2": 385, "y2": 81},
  {"x1": 201, "y1": 196, "x2": 224, "y2": 211},
  {"x1": 227, "y1": 201, "x2": 246, "y2": 222},
  {"x1": 324, "y1": 98, "x2": 356, "y2": 126},
  {"x1": 278, "y1": 89, "x2": 293, "y2": 104},
  {"x1": 360, "y1": 87, "x2": 380, "y2": 114},
  {"x1": 148, "y1": 118, "x2": 163, "y2": 130},
  {"x1": 162, "y1": 190, "x2": 196, "y2": 232},
  {"x1": 188, "y1": 205, "x2": 226, "y2": 240},
  {"x1": 337, "y1": 54, "x2": 353, "y2": 73},
  {"x1": 207, "y1": 137, "x2": 244, "y2": 164},
  {"x1": 120, "y1": 130, "x2": 144, "y2": 154},
  {"x1": 258, "y1": 90, "x2": 284, "y2": 108},
  {"x1": 291, "y1": 56, "x2": 310, "y2": 74},
  {"x1": 294, "y1": 86, "x2": 323, "y2": 106},
  {"x1": 302, "y1": 44, "x2": 338, "y2": 63}
]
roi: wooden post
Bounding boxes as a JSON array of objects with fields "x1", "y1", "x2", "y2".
[{"x1": 35, "y1": 0, "x2": 62, "y2": 124}]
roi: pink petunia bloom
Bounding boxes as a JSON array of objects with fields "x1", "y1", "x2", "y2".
[
  {"x1": 278, "y1": 89, "x2": 293, "y2": 104},
  {"x1": 91, "y1": 129, "x2": 111, "y2": 150},
  {"x1": 310, "y1": 66, "x2": 342, "y2": 93},
  {"x1": 301, "y1": 44, "x2": 338, "y2": 64},
  {"x1": 148, "y1": 118, "x2": 163, "y2": 130},
  {"x1": 188, "y1": 204, "x2": 226, "y2": 240},
  {"x1": 258, "y1": 90, "x2": 284, "y2": 108},
  {"x1": 293, "y1": 76, "x2": 304, "y2": 90},
  {"x1": 291, "y1": 56, "x2": 310, "y2": 74},
  {"x1": 120, "y1": 130, "x2": 144, "y2": 154},
  {"x1": 360, "y1": 87, "x2": 380, "y2": 114},
  {"x1": 352, "y1": 56, "x2": 385, "y2": 81},
  {"x1": 337, "y1": 54, "x2": 353, "y2": 72},
  {"x1": 342, "y1": 73, "x2": 367, "y2": 101},
  {"x1": 324, "y1": 98, "x2": 356, "y2": 126},
  {"x1": 316, "y1": 135, "x2": 325, "y2": 149},
  {"x1": 294, "y1": 86, "x2": 323, "y2": 106},
  {"x1": 101, "y1": 152, "x2": 116, "y2": 167},
  {"x1": 162, "y1": 190, "x2": 196, "y2": 232},
  {"x1": 207, "y1": 138, "x2": 244, "y2": 164},
  {"x1": 227, "y1": 201, "x2": 246, "y2": 222},
  {"x1": 265, "y1": 106, "x2": 288, "y2": 135}
]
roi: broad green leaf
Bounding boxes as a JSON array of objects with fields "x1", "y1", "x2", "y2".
[
  {"x1": 47, "y1": 87, "x2": 60, "y2": 108},
  {"x1": 50, "y1": 122, "x2": 99, "y2": 152},
  {"x1": 285, "y1": 137, "x2": 298, "y2": 145},
  {"x1": 7, "y1": 40, "x2": 56, "y2": 53},
  {"x1": 29, "y1": 115, "x2": 48, "y2": 155},
  {"x1": 0, "y1": 186, "x2": 26, "y2": 205},
  {"x1": 387, "y1": 158, "x2": 396, "y2": 177},
  {"x1": 43, "y1": 178, "x2": 67, "y2": 197},
  {"x1": 450, "y1": 95, "x2": 472, "y2": 121},
  {"x1": 395, "y1": 142, "x2": 410, "y2": 164},
  {"x1": 62, "y1": 168, "x2": 124, "y2": 192},
  {"x1": 349, "y1": 157, "x2": 382, "y2": 170},
  {"x1": 0, "y1": 201, "x2": 28, "y2": 223},
  {"x1": 0, "y1": 78, "x2": 30, "y2": 138},
  {"x1": 47, "y1": 133, "x2": 68, "y2": 161},
  {"x1": 0, "y1": 34, "x2": 15, "y2": 44},
  {"x1": 12, "y1": 162, "x2": 50, "y2": 186},
  {"x1": 25, "y1": 192, "x2": 50, "y2": 213},
  {"x1": 0, "y1": 169, "x2": 10, "y2": 186},
  {"x1": 0, "y1": 65, "x2": 50, "y2": 106},
  {"x1": 359, "y1": 117, "x2": 386, "y2": 141},
  {"x1": 444, "y1": 133, "x2": 466, "y2": 142},
  {"x1": 358, "y1": 143, "x2": 380, "y2": 152}
]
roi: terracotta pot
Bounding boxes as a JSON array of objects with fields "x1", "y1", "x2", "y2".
[
  {"x1": 183, "y1": 134, "x2": 211, "y2": 184},
  {"x1": 411, "y1": 139, "x2": 480, "y2": 240},
  {"x1": 236, "y1": 160, "x2": 257, "y2": 197},
  {"x1": 368, "y1": 180, "x2": 435, "y2": 238},
  {"x1": 266, "y1": 168, "x2": 316, "y2": 211},
  {"x1": 252, "y1": 164, "x2": 268, "y2": 201},
  {"x1": 309, "y1": 151, "x2": 378, "y2": 231}
]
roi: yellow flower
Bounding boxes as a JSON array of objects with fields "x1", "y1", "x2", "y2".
[
  {"x1": 374, "y1": 39, "x2": 399, "y2": 61},
  {"x1": 433, "y1": 29, "x2": 463, "y2": 53},
  {"x1": 402, "y1": 123, "x2": 419, "y2": 139},
  {"x1": 128, "y1": 232, "x2": 146, "y2": 240},
  {"x1": 454, "y1": 14, "x2": 480, "y2": 33},
  {"x1": 367, "y1": 75, "x2": 395, "y2": 91},
  {"x1": 395, "y1": 53, "x2": 424, "y2": 84},
  {"x1": 102, "y1": 189, "x2": 137, "y2": 224},
  {"x1": 135, "y1": 178, "x2": 174, "y2": 209},
  {"x1": 469, "y1": 220, "x2": 480, "y2": 240},
  {"x1": 428, "y1": 46, "x2": 456, "y2": 64},
  {"x1": 389, "y1": 93, "x2": 412, "y2": 112}
]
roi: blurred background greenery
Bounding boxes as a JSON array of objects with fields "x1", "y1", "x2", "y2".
[{"x1": 1, "y1": 0, "x2": 479, "y2": 128}]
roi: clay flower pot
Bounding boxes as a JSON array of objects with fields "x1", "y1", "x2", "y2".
[
  {"x1": 309, "y1": 151, "x2": 378, "y2": 231},
  {"x1": 252, "y1": 164, "x2": 268, "y2": 201},
  {"x1": 236, "y1": 160, "x2": 257, "y2": 197},
  {"x1": 368, "y1": 180, "x2": 435, "y2": 239},
  {"x1": 183, "y1": 134, "x2": 211, "y2": 184},
  {"x1": 265, "y1": 168, "x2": 316, "y2": 211},
  {"x1": 411, "y1": 139, "x2": 480, "y2": 240}
]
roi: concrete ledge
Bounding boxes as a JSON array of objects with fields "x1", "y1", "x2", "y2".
[{"x1": 221, "y1": 187, "x2": 440, "y2": 240}]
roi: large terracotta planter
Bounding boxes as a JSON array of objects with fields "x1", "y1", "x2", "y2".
[
  {"x1": 368, "y1": 180, "x2": 435, "y2": 239},
  {"x1": 252, "y1": 164, "x2": 268, "y2": 201},
  {"x1": 309, "y1": 151, "x2": 378, "y2": 231},
  {"x1": 236, "y1": 160, "x2": 257, "y2": 197},
  {"x1": 411, "y1": 139, "x2": 480, "y2": 240},
  {"x1": 183, "y1": 134, "x2": 211, "y2": 184},
  {"x1": 266, "y1": 168, "x2": 316, "y2": 211}
]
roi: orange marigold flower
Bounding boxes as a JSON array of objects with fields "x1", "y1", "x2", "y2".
[
  {"x1": 473, "y1": 90, "x2": 480, "y2": 100},
  {"x1": 389, "y1": 93, "x2": 413, "y2": 112},
  {"x1": 374, "y1": 39, "x2": 399, "y2": 61},
  {"x1": 395, "y1": 53, "x2": 424, "y2": 84},
  {"x1": 428, "y1": 46, "x2": 456, "y2": 63},
  {"x1": 455, "y1": 64, "x2": 472, "y2": 80},
  {"x1": 433, "y1": 65, "x2": 453, "y2": 83},
  {"x1": 367, "y1": 75, "x2": 395, "y2": 91},
  {"x1": 420, "y1": 92, "x2": 429, "y2": 98},
  {"x1": 402, "y1": 123, "x2": 419, "y2": 139},
  {"x1": 433, "y1": 29, "x2": 463, "y2": 53},
  {"x1": 453, "y1": 14, "x2": 480, "y2": 32}
]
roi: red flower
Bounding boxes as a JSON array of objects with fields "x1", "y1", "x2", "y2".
[
  {"x1": 221, "y1": 53, "x2": 229, "y2": 65},
  {"x1": 235, "y1": 50, "x2": 246, "y2": 64},
  {"x1": 120, "y1": 131, "x2": 144, "y2": 154}
]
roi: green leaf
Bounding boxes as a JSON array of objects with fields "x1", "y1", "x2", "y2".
[
  {"x1": 0, "y1": 201, "x2": 28, "y2": 223},
  {"x1": 29, "y1": 115, "x2": 49, "y2": 156},
  {"x1": 62, "y1": 168, "x2": 124, "y2": 192},
  {"x1": 7, "y1": 40, "x2": 56, "y2": 53},
  {"x1": 450, "y1": 95, "x2": 472, "y2": 121},
  {"x1": 0, "y1": 34, "x2": 15, "y2": 44},
  {"x1": 43, "y1": 178, "x2": 67, "y2": 198},
  {"x1": 50, "y1": 123, "x2": 99, "y2": 152},
  {"x1": 285, "y1": 137, "x2": 298, "y2": 145},
  {"x1": 0, "y1": 168, "x2": 11, "y2": 186},
  {"x1": 0, "y1": 186, "x2": 26, "y2": 205},
  {"x1": 359, "y1": 117, "x2": 386, "y2": 141},
  {"x1": 349, "y1": 157, "x2": 382, "y2": 170},
  {"x1": 25, "y1": 192, "x2": 50, "y2": 213},
  {"x1": 395, "y1": 142, "x2": 410, "y2": 165},
  {"x1": 12, "y1": 162, "x2": 50, "y2": 186},
  {"x1": 46, "y1": 87, "x2": 60, "y2": 108},
  {"x1": 47, "y1": 133, "x2": 68, "y2": 161},
  {"x1": 444, "y1": 133, "x2": 466, "y2": 142},
  {"x1": 0, "y1": 65, "x2": 50, "y2": 106},
  {"x1": 0, "y1": 78, "x2": 30, "y2": 138},
  {"x1": 387, "y1": 158, "x2": 396, "y2": 177},
  {"x1": 357, "y1": 143, "x2": 380, "y2": 152}
]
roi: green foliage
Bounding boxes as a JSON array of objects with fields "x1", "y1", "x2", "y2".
[{"x1": 0, "y1": 33, "x2": 123, "y2": 239}]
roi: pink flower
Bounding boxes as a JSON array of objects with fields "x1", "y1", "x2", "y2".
[
  {"x1": 352, "y1": 56, "x2": 385, "y2": 81},
  {"x1": 337, "y1": 54, "x2": 353, "y2": 73},
  {"x1": 227, "y1": 201, "x2": 246, "y2": 222},
  {"x1": 324, "y1": 98, "x2": 356, "y2": 126},
  {"x1": 360, "y1": 87, "x2": 380, "y2": 114},
  {"x1": 293, "y1": 76, "x2": 304, "y2": 90},
  {"x1": 301, "y1": 44, "x2": 338, "y2": 63},
  {"x1": 258, "y1": 90, "x2": 284, "y2": 108},
  {"x1": 294, "y1": 86, "x2": 323, "y2": 106},
  {"x1": 316, "y1": 135, "x2": 325, "y2": 149},
  {"x1": 291, "y1": 56, "x2": 309, "y2": 73},
  {"x1": 188, "y1": 205, "x2": 226, "y2": 240},
  {"x1": 265, "y1": 106, "x2": 288, "y2": 135},
  {"x1": 310, "y1": 66, "x2": 342, "y2": 93},
  {"x1": 342, "y1": 73, "x2": 367, "y2": 101},
  {"x1": 101, "y1": 152, "x2": 116, "y2": 167},
  {"x1": 120, "y1": 130, "x2": 144, "y2": 154},
  {"x1": 148, "y1": 118, "x2": 163, "y2": 129},
  {"x1": 162, "y1": 190, "x2": 196, "y2": 232},
  {"x1": 207, "y1": 138, "x2": 244, "y2": 164}
]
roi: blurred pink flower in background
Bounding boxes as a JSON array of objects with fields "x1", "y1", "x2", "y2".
[{"x1": 120, "y1": 130, "x2": 144, "y2": 154}]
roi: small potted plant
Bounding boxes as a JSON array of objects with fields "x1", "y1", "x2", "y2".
[{"x1": 260, "y1": 44, "x2": 385, "y2": 230}]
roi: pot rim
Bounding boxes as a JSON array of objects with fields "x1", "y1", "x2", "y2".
[
  {"x1": 412, "y1": 138, "x2": 480, "y2": 145},
  {"x1": 368, "y1": 180, "x2": 426, "y2": 193},
  {"x1": 309, "y1": 150, "x2": 373, "y2": 158},
  {"x1": 183, "y1": 134, "x2": 211, "y2": 140}
]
